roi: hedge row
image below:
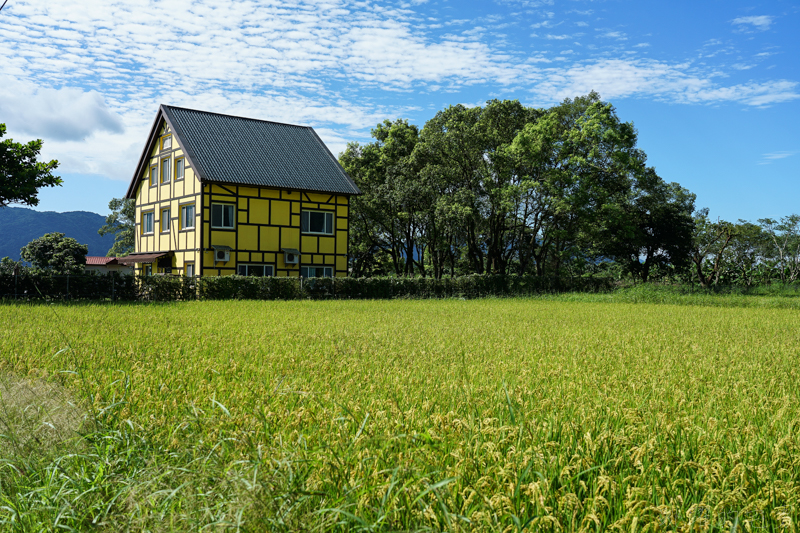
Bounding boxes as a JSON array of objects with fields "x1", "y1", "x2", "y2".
[{"x1": 0, "y1": 272, "x2": 612, "y2": 302}]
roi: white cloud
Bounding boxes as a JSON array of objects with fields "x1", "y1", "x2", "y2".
[
  {"x1": 732, "y1": 15, "x2": 774, "y2": 31},
  {"x1": 0, "y1": 0, "x2": 797, "y2": 184},
  {"x1": 598, "y1": 31, "x2": 627, "y2": 40},
  {"x1": 530, "y1": 59, "x2": 800, "y2": 107},
  {"x1": 0, "y1": 76, "x2": 124, "y2": 141},
  {"x1": 759, "y1": 151, "x2": 796, "y2": 164}
]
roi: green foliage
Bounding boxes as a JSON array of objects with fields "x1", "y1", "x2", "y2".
[
  {"x1": 97, "y1": 198, "x2": 135, "y2": 257},
  {"x1": 0, "y1": 123, "x2": 61, "y2": 207},
  {"x1": 1, "y1": 300, "x2": 798, "y2": 529},
  {"x1": 343, "y1": 94, "x2": 697, "y2": 283},
  {"x1": 600, "y1": 176, "x2": 696, "y2": 282},
  {"x1": 0, "y1": 273, "x2": 611, "y2": 301},
  {"x1": 0, "y1": 271, "x2": 136, "y2": 300},
  {"x1": 19, "y1": 232, "x2": 88, "y2": 275}
]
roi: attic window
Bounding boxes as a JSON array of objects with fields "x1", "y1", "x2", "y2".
[
  {"x1": 175, "y1": 158, "x2": 184, "y2": 180},
  {"x1": 161, "y1": 135, "x2": 172, "y2": 150}
]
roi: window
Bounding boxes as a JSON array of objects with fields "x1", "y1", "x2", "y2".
[
  {"x1": 211, "y1": 203, "x2": 235, "y2": 229},
  {"x1": 237, "y1": 264, "x2": 274, "y2": 277},
  {"x1": 175, "y1": 158, "x2": 184, "y2": 180},
  {"x1": 142, "y1": 211, "x2": 154, "y2": 234},
  {"x1": 301, "y1": 266, "x2": 332, "y2": 278},
  {"x1": 185, "y1": 262, "x2": 194, "y2": 277},
  {"x1": 143, "y1": 264, "x2": 152, "y2": 276},
  {"x1": 180, "y1": 204, "x2": 195, "y2": 229},
  {"x1": 301, "y1": 210, "x2": 333, "y2": 235},
  {"x1": 150, "y1": 165, "x2": 157, "y2": 187},
  {"x1": 162, "y1": 135, "x2": 172, "y2": 150},
  {"x1": 161, "y1": 157, "x2": 171, "y2": 183},
  {"x1": 161, "y1": 208, "x2": 171, "y2": 232}
]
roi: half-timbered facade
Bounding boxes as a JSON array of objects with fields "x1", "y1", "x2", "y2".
[{"x1": 122, "y1": 105, "x2": 360, "y2": 277}]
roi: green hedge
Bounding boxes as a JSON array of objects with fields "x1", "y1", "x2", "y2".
[{"x1": 0, "y1": 272, "x2": 611, "y2": 302}]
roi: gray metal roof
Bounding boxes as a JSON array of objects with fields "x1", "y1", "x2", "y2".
[{"x1": 160, "y1": 105, "x2": 360, "y2": 195}]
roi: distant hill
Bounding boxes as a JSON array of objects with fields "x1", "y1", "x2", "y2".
[{"x1": 0, "y1": 207, "x2": 115, "y2": 260}]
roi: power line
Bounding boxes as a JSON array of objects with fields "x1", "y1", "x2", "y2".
[{"x1": 0, "y1": 0, "x2": 8, "y2": 13}]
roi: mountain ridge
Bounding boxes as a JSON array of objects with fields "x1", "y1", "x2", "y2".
[{"x1": 0, "y1": 207, "x2": 115, "y2": 260}]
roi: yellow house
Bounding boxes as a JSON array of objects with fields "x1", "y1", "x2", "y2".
[{"x1": 121, "y1": 105, "x2": 360, "y2": 278}]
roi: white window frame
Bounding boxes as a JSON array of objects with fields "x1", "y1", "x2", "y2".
[
  {"x1": 185, "y1": 262, "x2": 194, "y2": 277},
  {"x1": 237, "y1": 264, "x2": 274, "y2": 277},
  {"x1": 301, "y1": 266, "x2": 333, "y2": 278},
  {"x1": 142, "y1": 211, "x2": 154, "y2": 234},
  {"x1": 161, "y1": 135, "x2": 172, "y2": 150},
  {"x1": 211, "y1": 203, "x2": 235, "y2": 229},
  {"x1": 175, "y1": 157, "x2": 184, "y2": 180},
  {"x1": 180, "y1": 204, "x2": 195, "y2": 230},
  {"x1": 161, "y1": 207, "x2": 171, "y2": 233},
  {"x1": 161, "y1": 157, "x2": 171, "y2": 184},
  {"x1": 301, "y1": 210, "x2": 334, "y2": 235}
]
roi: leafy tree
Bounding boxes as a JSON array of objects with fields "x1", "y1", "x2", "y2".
[
  {"x1": 723, "y1": 221, "x2": 770, "y2": 286},
  {"x1": 759, "y1": 214, "x2": 800, "y2": 283},
  {"x1": 601, "y1": 173, "x2": 695, "y2": 282},
  {"x1": 689, "y1": 209, "x2": 736, "y2": 287},
  {"x1": 416, "y1": 99, "x2": 541, "y2": 276},
  {"x1": 510, "y1": 93, "x2": 647, "y2": 278},
  {"x1": 20, "y1": 232, "x2": 87, "y2": 274},
  {"x1": 0, "y1": 123, "x2": 61, "y2": 207},
  {"x1": 0, "y1": 256, "x2": 25, "y2": 275},
  {"x1": 98, "y1": 198, "x2": 136, "y2": 256}
]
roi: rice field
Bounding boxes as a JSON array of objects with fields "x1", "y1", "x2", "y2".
[{"x1": 1, "y1": 297, "x2": 799, "y2": 531}]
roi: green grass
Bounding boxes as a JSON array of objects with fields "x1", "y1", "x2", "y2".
[{"x1": 1, "y1": 297, "x2": 799, "y2": 531}]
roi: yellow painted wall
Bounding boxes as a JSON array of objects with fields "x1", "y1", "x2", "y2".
[
  {"x1": 133, "y1": 119, "x2": 353, "y2": 278},
  {"x1": 201, "y1": 185, "x2": 351, "y2": 277},
  {"x1": 133, "y1": 120, "x2": 201, "y2": 276}
]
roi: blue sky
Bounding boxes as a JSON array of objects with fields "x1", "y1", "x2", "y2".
[{"x1": 1, "y1": 0, "x2": 797, "y2": 222}]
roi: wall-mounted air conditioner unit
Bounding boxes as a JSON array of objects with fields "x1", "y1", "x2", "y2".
[
  {"x1": 281, "y1": 248, "x2": 301, "y2": 265},
  {"x1": 212, "y1": 245, "x2": 232, "y2": 263}
]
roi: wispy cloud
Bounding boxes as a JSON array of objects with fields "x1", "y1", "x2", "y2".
[
  {"x1": 0, "y1": 0, "x2": 797, "y2": 182},
  {"x1": 732, "y1": 15, "x2": 774, "y2": 32},
  {"x1": 529, "y1": 59, "x2": 800, "y2": 107},
  {"x1": 760, "y1": 151, "x2": 797, "y2": 164},
  {"x1": 598, "y1": 31, "x2": 627, "y2": 40}
]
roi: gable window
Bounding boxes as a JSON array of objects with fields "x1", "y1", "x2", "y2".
[
  {"x1": 211, "y1": 203, "x2": 235, "y2": 229},
  {"x1": 237, "y1": 264, "x2": 274, "y2": 277},
  {"x1": 161, "y1": 208, "x2": 171, "y2": 232},
  {"x1": 150, "y1": 165, "x2": 157, "y2": 187},
  {"x1": 301, "y1": 210, "x2": 333, "y2": 235},
  {"x1": 161, "y1": 135, "x2": 172, "y2": 150},
  {"x1": 161, "y1": 157, "x2": 171, "y2": 183},
  {"x1": 301, "y1": 266, "x2": 332, "y2": 278},
  {"x1": 142, "y1": 211, "x2": 154, "y2": 234},
  {"x1": 175, "y1": 158, "x2": 184, "y2": 180},
  {"x1": 180, "y1": 203, "x2": 195, "y2": 230}
]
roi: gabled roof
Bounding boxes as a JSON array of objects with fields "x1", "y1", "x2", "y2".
[
  {"x1": 85, "y1": 256, "x2": 118, "y2": 265},
  {"x1": 126, "y1": 105, "x2": 360, "y2": 199}
]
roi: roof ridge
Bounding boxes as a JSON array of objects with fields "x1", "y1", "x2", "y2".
[{"x1": 161, "y1": 104, "x2": 312, "y2": 130}]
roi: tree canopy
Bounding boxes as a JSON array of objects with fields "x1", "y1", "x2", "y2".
[
  {"x1": 342, "y1": 93, "x2": 696, "y2": 281},
  {"x1": 98, "y1": 198, "x2": 136, "y2": 257},
  {"x1": 0, "y1": 123, "x2": 61, "y2": 208},
  {"x1": 20, "y1": 232, "x2": 87, "y2": 274}
]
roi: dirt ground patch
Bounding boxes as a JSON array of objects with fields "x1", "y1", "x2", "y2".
[{"x1": 0, "y1": 374, "x2": 87, "y2": 458}]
